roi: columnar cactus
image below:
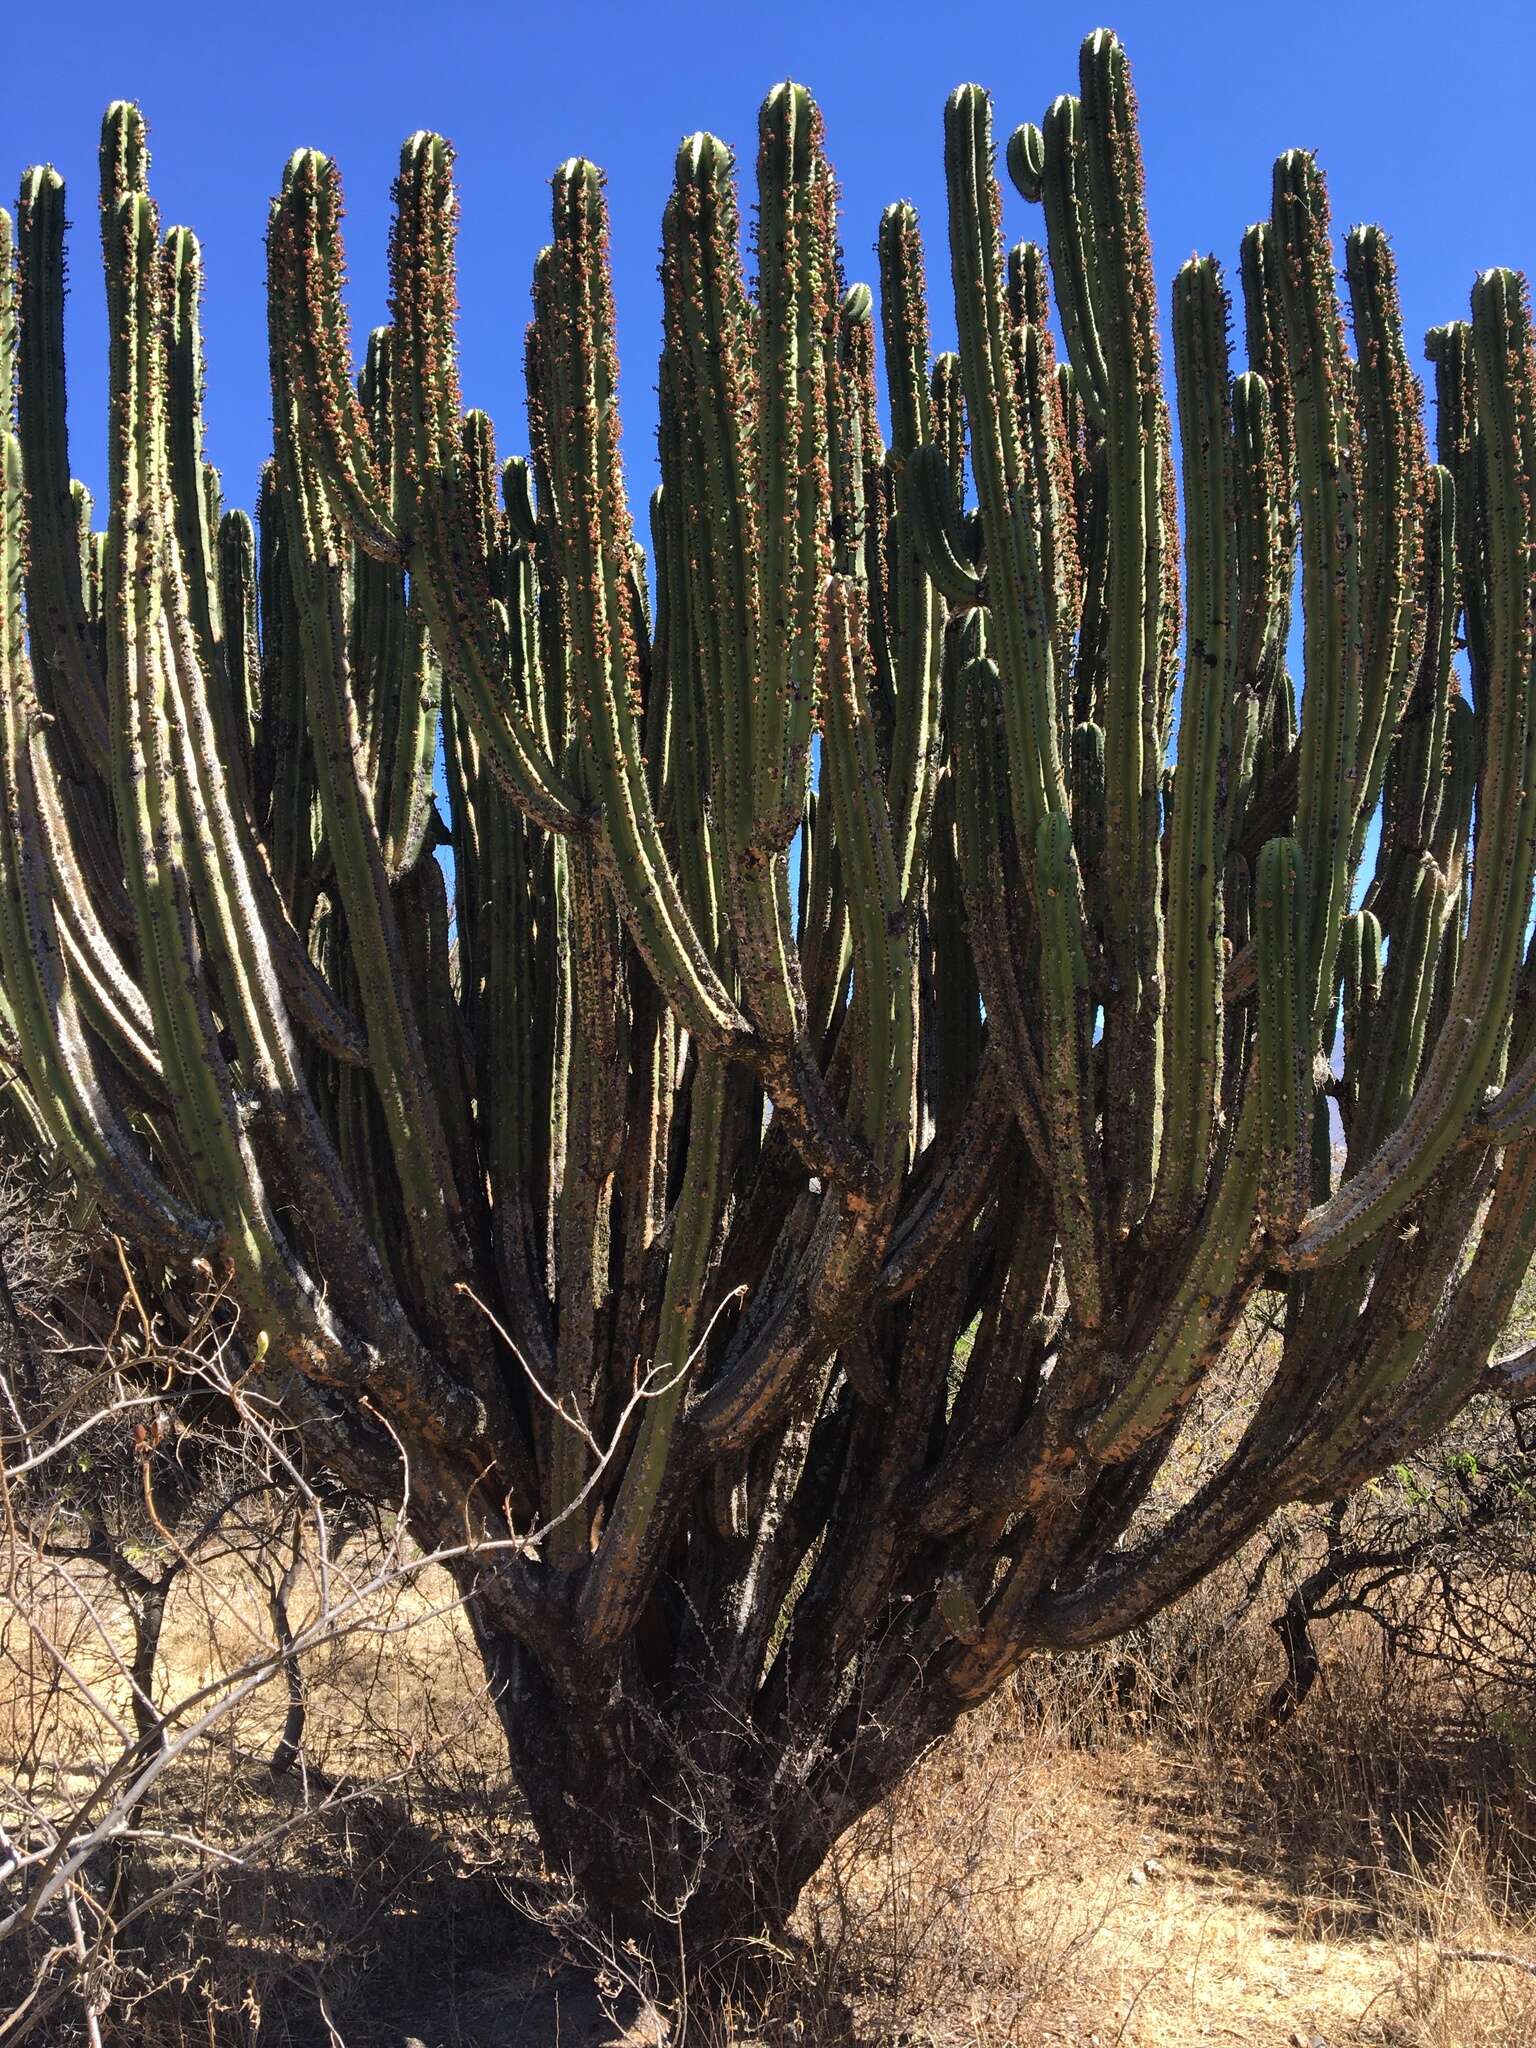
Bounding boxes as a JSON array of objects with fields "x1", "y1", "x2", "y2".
[{"x1": 3, "y1": 31, "x2": 1535, "y2": 1950}]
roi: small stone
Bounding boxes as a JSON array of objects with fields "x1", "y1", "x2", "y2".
[
  {"x1": 1143, "y1": 1856, "x2": 1169, "y2": 1879},
  {"x1": 1127, "y1": 1865, "x2": 1146, "y2": 1885}
]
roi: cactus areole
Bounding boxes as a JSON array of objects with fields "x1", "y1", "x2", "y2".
[{"x1": 4, "y1": 31, "x2": 1536, "y2": 1954}]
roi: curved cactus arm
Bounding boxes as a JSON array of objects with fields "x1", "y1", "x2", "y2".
[
  {"x1": 14, "y1": 167, "x2": 113, "y2": 773},
  {"x1": 157, "y1": 558, "x2": 472, "y2": 1430},
  {"x1": 1351, "y1": 856, "x2": 1447, "y2": 1160},
  {"x1": 270, "y1": 384, "x2": 491, "y2": 1357},
  {"x1": 103, "y1": 187, "x2": 402, "y2": 1399},
  {"x1": 1151, "y1": 257, "x2": 1234, "y2": 1236},
  {"x1": 26, "y1": 711, "x2": 164, "y2": 1102},
  {"x1": 896, "y1": 444, "x2": 982, "y2": 605},
  {"x1": 1406, "y1": 1131, "x2": 1536, "y2": 1441},
  {"x1": 160, "y1": 231, "x2": 368, "y2": 1072},
  {"x1": 0, "y1": 428, "x2": 211, "y2": 1256},
  {"x1": 1081, "y1": 1083, "x2": 1262, "y2": 1462},
  {"x1": 1288, "y1": 1141, "x2": 1498, "y2": 1493},
  {"x1": 1285, "y1": 268, "x2": 1536, "y2": 1263}
]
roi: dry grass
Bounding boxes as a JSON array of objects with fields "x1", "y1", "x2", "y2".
[{"x1": 3, "y1": 1539, "x2": 1532, "y2": 2046}]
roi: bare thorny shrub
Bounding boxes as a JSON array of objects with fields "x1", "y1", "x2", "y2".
[{"x1": 0, "y1": 1169, "x2": 533, "y2": 2046}]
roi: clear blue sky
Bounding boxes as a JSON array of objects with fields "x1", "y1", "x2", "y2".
[{"x1": 6, "y1": 0, "x2": 1534, "y2": 526}]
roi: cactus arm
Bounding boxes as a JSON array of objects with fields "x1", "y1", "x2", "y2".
[
  {"x1": 270, "y1": 388, "x2": 483, "y2": 1322},
  {"x1": 944, "y1": 83, "x2": 1067, "y2": 842},
  {"x1": 879, "y1": 202, "x2": 933, "y2": 459},
  {"x1": 1350, "y1": 857, "x2": 1447, "y2": 1157},
  {"x1": 1034, "y1": 810, "x2": 1107, "y2": 1324},
  {"x1": 162, "y1": 229, "x2": 224, "y2": 676},
  {"x1": 821, "y1": 576, "x2": 914, "y2": 1176},
  {"x1": 871, "y1": 209, "x2": 945, "y2": 896},
  {"x1": 0, "y1": 427, "x2": 212, "y2": 1255},
  {"x1": 652, "y1": 403, "x2": 722, "y2": 951},
  {"x1": 1344, "y1": 226, "x2": 1427, "y2": 877},
  {"x1": 1009, "y1": 268, "x2": 1081, "y2": 759},
  {"x1": 382, "y1": 592, "x2": 440, "y2": 877},
  {"x1": 1336, "y1": 907, "x2": 1383, "y2": 1141},
  {"x1": 580, "y1": 1055, "x2": 727, "y2": 1650},
  {"x1": 1367, "y1": 462, "x2": 1457, "y2": 923},
  {"x1": 1151, "y1": 257, "x2": 1233, "y2": 1235},
  {"x1": 663, "y1": 136, "x2": 811, "y2": 1047},
  {"x1": 385, "y1": 139, "x2": 583, "y2": 838},
  {"x1": 216, "y1": 508, "x2": 259, "y2": 770},
  {"x1": 535, "y1": 156, "x2": 747, "y2": 1054},
  {"x1": 1226, "y1": 371, "x2": 1281, "y2": 841},
  {"x1": 1025, "y1": 36, "x2": 1171, "y2": 1230},
  {"x1": 896, "y1": 443, "x2": 982, "y2": 605},
  {"x1": 1270, "y1": 151, "x2": 1361, "y2": 1036},
  {"x1": 266, "y1": 149, "x2": 399, "y2": 560},
  {"x1": 1426, "y1": 322, "x2": 1490, "y2": 708},
  {"x1": 0, "y1": 208, "x2": 13, "y2": 409},
  {"x1": 755, "y1": 85, "x2": 837, "y2": 850},
  {"x1": 1029, "y1": 98, "x2": 1109, "y2": 426},
  {"x1": 14, "y1": 167, "x2": 113, "y2": 773},
  {"x1": 1082, "y1": 1083, "x2": 1262, "y2": 1461},
  {"x1": 27, "y1": 721, "x2": 164, "y2": 1101},
  {"x1": 1285, "y1": 269, "x2": 1536, "y2": 1263},
  {"x1": 546, "y1": 835, "x2": 625, "y2": 1562},
  {"x1": 1253, "y1": 838, "x2": 1311, "y2": 1241},
  {"x1": 951, "y1": 651, "x2": 1049, "y2": 1165},
  {"x1": 269, "y1": 141, "x2": 580, "y2": 838}
]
